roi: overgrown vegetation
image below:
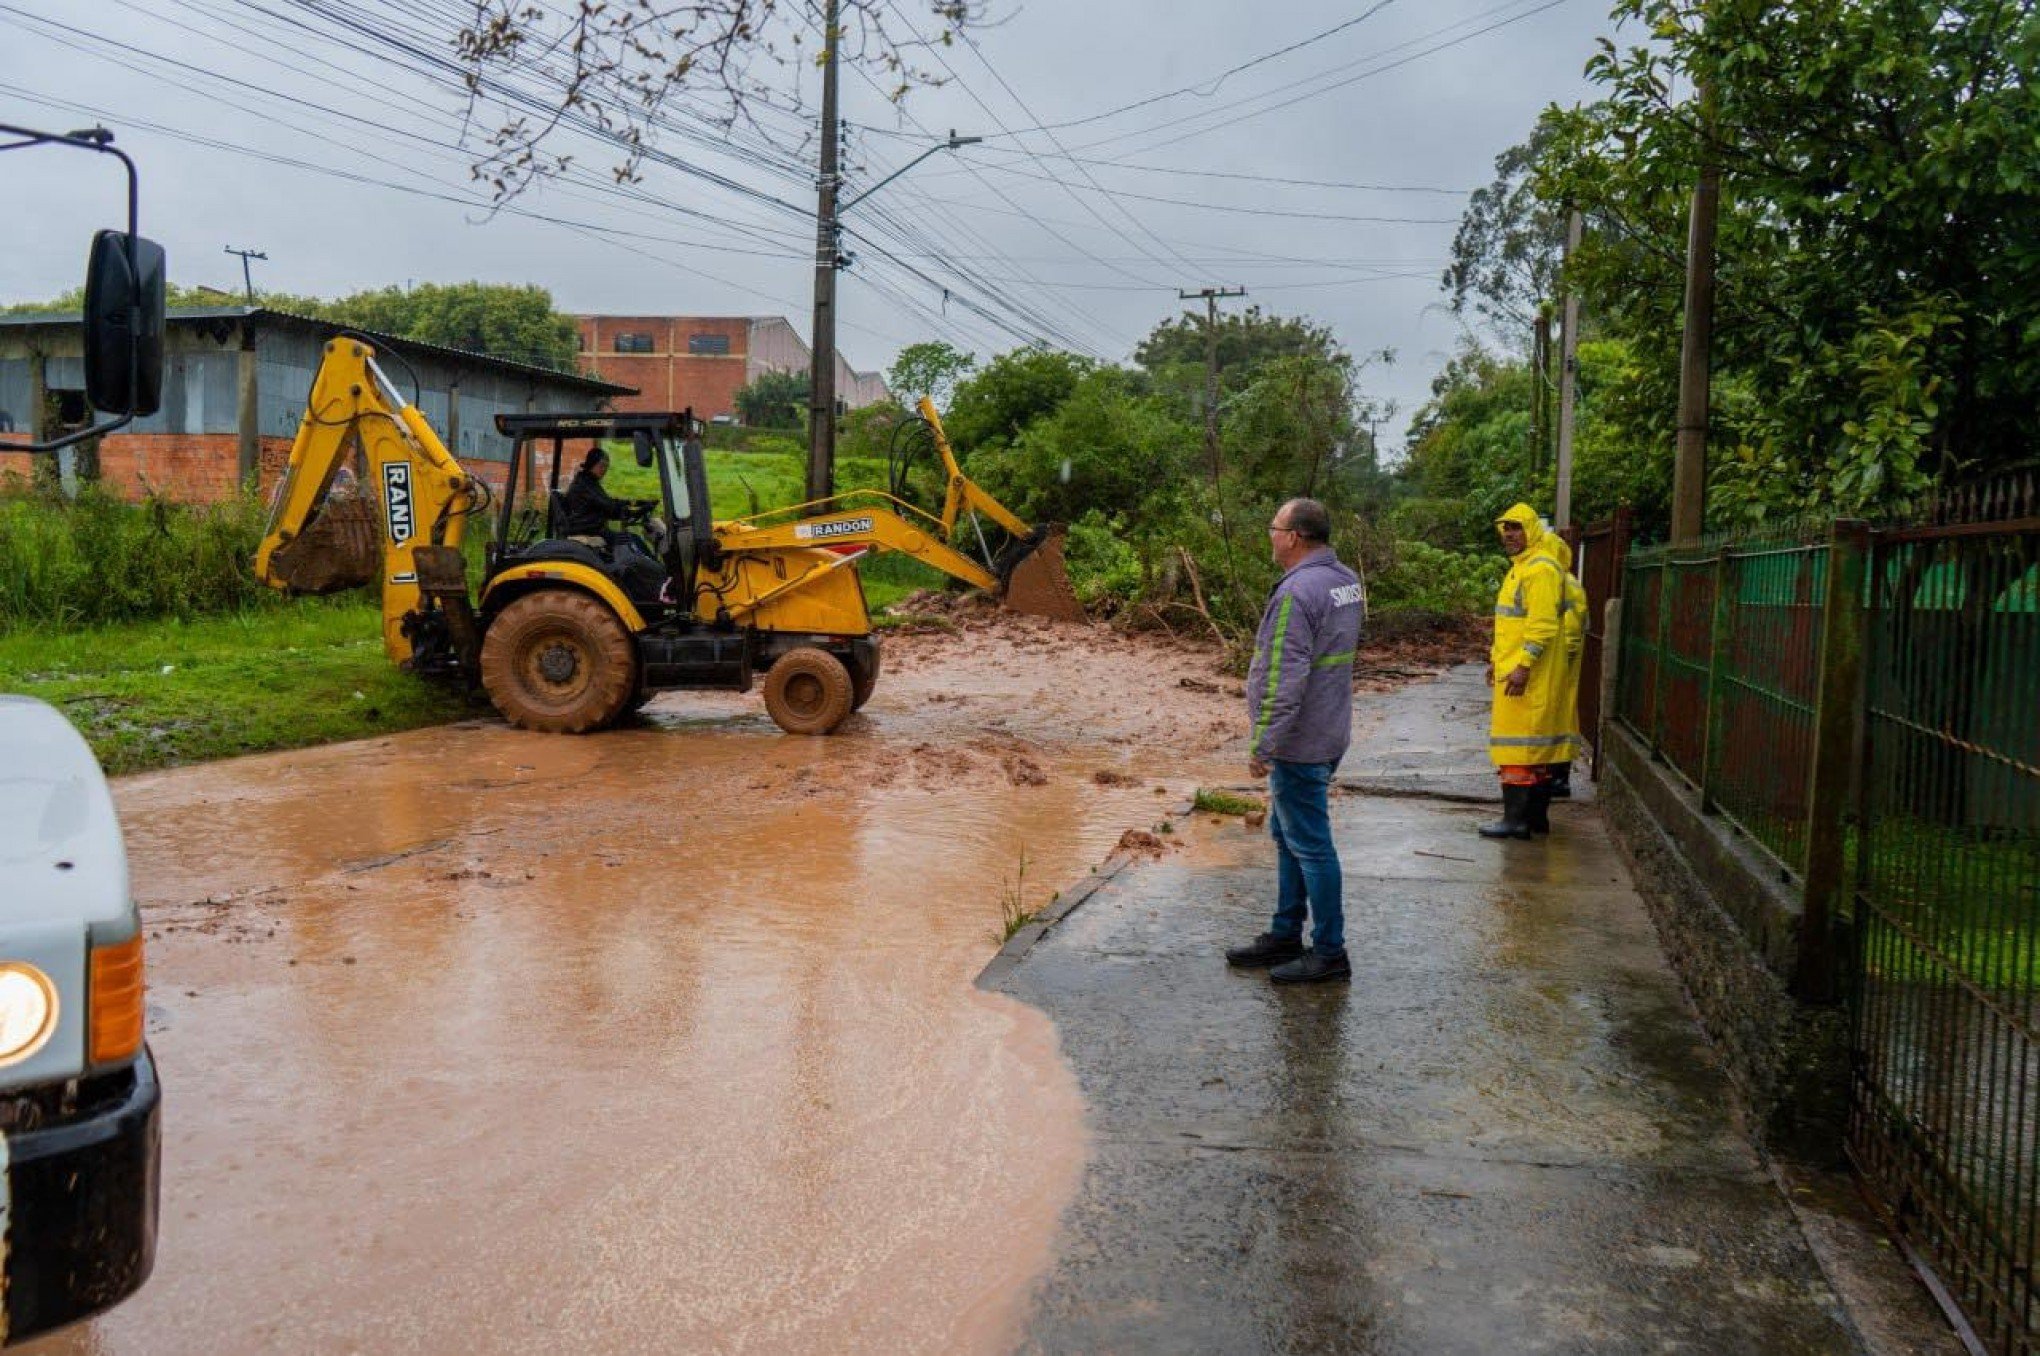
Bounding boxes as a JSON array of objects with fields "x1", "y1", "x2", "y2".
[
  {"x1": 1417, "y1": 0, "x2": 2040, "y2": 541},
  {"x1": 912, "y1": 307, "x2": 1473, "y2": 645},
  {"x1": 0, "y1": 491, "x2": 278, "y2": 627}
]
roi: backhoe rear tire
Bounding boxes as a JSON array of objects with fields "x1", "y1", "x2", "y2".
[
  {"x1": 480, "y1": 590, "x2": 637, "y2": 734},
  {"x1": 763, "y1": 647, "x2": 855, "y2": 736}
]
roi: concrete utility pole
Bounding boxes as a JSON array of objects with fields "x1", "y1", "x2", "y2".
[
  {"x1": 1554, "y1": 209, "x2": 1582, "y2": 530},
  {"x1": 803, "y1": 0, "x2": 843, "y2": 510},
  {"x1": 224, "y1": 246, "x2": 267, "y2": 303},
  {"x1": 1671, "y1": 88, "x2": 1719, "y2": 545},
  {"x1": 1532, "y1": 308, "x2": 1551, "y2": 474},
  {"x1": 1180, "y1": 286, "x2": 1247, "y2": 482}
]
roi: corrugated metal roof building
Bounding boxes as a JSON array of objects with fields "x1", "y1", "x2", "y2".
[{"x1": 0, "y1": 307, "x2": 633, "y2": 501}]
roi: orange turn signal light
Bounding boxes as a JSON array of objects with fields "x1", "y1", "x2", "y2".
[{"x1": 89, "y1": 934, "x2": 146, "y2": 1065}]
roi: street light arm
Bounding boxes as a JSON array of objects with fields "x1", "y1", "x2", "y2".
[{"x1": 838, "y1": 133, "x2": 980, "y2": 214}]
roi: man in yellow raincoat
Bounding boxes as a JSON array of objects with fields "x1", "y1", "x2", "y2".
[
  {"x1": 1542, "y1": 526, "x2": 1589, "y2": 798},
  {"x1": 1481, "y1": 503, "x2": 1578, "y2": 839}
]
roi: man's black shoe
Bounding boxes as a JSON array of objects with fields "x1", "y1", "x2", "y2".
[
  {"x1": 1225, "y1": 932, "x2": 1305, "y2": 968},
  {"x1": 1270, "y1": 951, "x2": 1352, "y2": 985}
]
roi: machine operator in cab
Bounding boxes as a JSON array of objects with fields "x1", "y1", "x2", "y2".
[{"x1": 562, "y1": 447, "x2": 630, "y2": 542}]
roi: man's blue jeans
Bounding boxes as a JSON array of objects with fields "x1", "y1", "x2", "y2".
[{"x1": 1268, "y1": 759, "x2": 1344, "y2": 957}]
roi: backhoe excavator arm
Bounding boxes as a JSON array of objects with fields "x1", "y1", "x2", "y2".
[
  {"x1": 254, "y1": 337, "x2": 484, "y2": 666},
  {"x1": 705, "y1": 397, "x2": 1082, "y2": 626},
  {"x1": 920, "y1": 395, "x2": 1028, "y2": 540}
]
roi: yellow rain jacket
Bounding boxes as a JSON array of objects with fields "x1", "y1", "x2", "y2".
[
  {"x1": 1543, "y1": 530, "x2": 1588, "y2": 754},
  {"x1": 1489, "y1": 504, "x2": 1578, "y2": 767}
]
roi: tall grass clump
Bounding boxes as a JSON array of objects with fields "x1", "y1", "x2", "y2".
[{"x1": 0, "y1": 487, "x2": 279, "y2": 628}]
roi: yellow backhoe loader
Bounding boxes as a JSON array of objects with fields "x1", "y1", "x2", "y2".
[{"x1": 254, "y1": 336, "x2": 1081, "y2": 735}]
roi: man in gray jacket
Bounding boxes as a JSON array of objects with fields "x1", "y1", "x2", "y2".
[{"x1": 1225, "y1": 497, "x2": 1366, "y2": 984}]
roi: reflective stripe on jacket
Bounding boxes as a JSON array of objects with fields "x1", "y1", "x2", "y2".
[{"x1": 1244, "y1": 548, "x2": 1366, "y2": 765}]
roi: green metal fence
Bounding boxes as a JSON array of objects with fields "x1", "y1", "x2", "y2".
[
  {"x1": 1615, "y1": 501, "x2": 2039, "y2": 1354},
  {"x1": 1615, "y1": 527, "x2": 1830, "y2": 876}
]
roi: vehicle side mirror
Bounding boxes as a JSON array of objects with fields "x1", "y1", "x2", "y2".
[
  {"x1": 82, "y1": 230, "x2": 165, "y2": 417},
  {"x1": 633, "y1": 433, "x2": 654, "y2": 468}
]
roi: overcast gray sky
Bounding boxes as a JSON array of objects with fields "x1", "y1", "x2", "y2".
[{"x1": 1, "y1": 0, "x2": 1613, "y2": 445}]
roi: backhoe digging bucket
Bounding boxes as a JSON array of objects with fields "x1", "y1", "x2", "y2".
[
  {"x1": 995, "y1": 524, "x2": 1084, "y2": 622},
  {"x1": 264, "y1": 497, "x2": 379, "y2": 594}
]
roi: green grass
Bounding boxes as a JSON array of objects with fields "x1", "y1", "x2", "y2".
[
  {"x1": 1193, "y1": 787, "x2": 1267, "y2": 817},
  {"x1": 1850, "y1": 817, "x2": 2040, "y2": 991},
  {"x1": 0, "y1": 601, "x2": 474, "y2": 774}
]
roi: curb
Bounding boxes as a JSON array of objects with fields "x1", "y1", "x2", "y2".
[{"x1": 973, "y1": 795, "x2": 1196, "y2": 991}]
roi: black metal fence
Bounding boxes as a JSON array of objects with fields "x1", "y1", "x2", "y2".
[
  {"x1": 1615, "y1": 493, "x2": 2039, "y2": 1354},
  {"x1": 1851, "y1": 514, "x2": 2039, "y2": 1354}
]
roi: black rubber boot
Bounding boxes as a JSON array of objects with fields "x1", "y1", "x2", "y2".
[
  {"x1": 1478, "y1": 785, "x2": 1533, "y2": 840},
  {"x1": 1225, "y1": 932, "x2": 1305, "y2": 968},
  {"x1": 1548, "y1": 762, "x2": 1573, "y2": 799},
  {"x1": 1525, "y1": 783, "x2": 1552, "y2": 836}
]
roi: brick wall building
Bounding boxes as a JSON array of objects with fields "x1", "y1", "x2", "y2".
[
  {"x1": 0, "y1": 308, "x2": 632, "y2": 503},
  {"x1": 575, "y1": 315, "x2": 889, "y2": 420}
]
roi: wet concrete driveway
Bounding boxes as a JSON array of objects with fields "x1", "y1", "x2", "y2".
[
  {"x1": 24, "y1": 625, "x2": 1241, "y2": 1356},
  {"x1": 989, "y1": 667, "x2": 1858, "y2": 1354}
]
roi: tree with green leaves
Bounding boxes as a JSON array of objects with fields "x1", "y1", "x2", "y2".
[
  {"x1": 1133, "y1": 306, "x2": 1342, "y2": 385},
  {"x1": 734, "y1": 368, "x2": 808, "y2": 429},
  {"x1": 885, "y1": 340, "x2": 975, "y2": 409},
  {"x1": 1443, "y1": 124, "x2": 1567, "y2": 338},
  {"x1": 1536, "y1": 0, "x2": 2040, "y2": 521},
  {"x1": 942, "y1": 348, "x2": 1092, "y2": 454}
]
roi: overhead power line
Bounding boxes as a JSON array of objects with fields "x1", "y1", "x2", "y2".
[{"x1": 985, "y1": 0, "x2": 1398, "y2": 138}]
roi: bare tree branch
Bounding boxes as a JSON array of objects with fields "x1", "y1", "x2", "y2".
[{"x1": 454, "y1": 0, "x2": 979, "y2": 203}]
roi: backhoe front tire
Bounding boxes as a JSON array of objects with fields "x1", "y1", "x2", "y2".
[
  {"x1": 763, "y1": 647, "x2": 855, "y2": 736},
  {"x1": 481, "y1": 591, "x2": 637, "y2": 734}
]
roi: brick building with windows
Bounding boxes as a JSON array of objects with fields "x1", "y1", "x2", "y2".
[
  {"x1": 0, "y1": 307, "x2": 632, "y2": 502},
  {"x1": 576, "y1": 315, "x2": 888, "y2": 421}
]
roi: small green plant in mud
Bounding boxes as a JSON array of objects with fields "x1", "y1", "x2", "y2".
[
  {"x1": 1193, "y1": 787, "x2": 1266, "y2": 817},
  {"x1": 993, "y1": 850, "x2": 1045, "y2": 945}
]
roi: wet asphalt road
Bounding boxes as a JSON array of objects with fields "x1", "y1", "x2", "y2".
[{"x1": 990, "y1": 667, "x2": 1860, "y2": 1354}]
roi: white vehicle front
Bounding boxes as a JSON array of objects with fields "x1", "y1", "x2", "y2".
[{"x1": 0, "y1": 695, "x2": 159, "y2": 1345}]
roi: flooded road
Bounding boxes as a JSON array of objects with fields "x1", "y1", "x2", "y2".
[{"x1": 27, "y1": 615, "x2": 1245, "y2": 1355}]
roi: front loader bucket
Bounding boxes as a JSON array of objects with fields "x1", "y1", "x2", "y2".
[
  {"x1": 264, "y1": 497, "x2": 379, "y2": 595},
  {"x1": 995, "y1": 524, "x2": 1085, "y2": 622}
]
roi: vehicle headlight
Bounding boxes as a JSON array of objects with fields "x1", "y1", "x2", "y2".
[{"x1": 0, "y1": 963, "x2": 59, "y2": 1067}]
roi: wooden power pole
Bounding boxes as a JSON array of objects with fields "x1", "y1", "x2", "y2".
[{"x1": 803, "y1": 0, "x2": 842, "y2": 510}]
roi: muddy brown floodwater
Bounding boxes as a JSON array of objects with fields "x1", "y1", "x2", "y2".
[{"x1": 25, "y1": 612, "x2": 1248, "y2": 1356}]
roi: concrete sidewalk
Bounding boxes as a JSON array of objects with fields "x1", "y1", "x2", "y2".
[{"x1": 989, "y1": 665, "x2": 1861, "y2": 1354}]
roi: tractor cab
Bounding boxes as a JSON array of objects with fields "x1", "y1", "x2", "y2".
[{"x1": 490, "y1": 412, "x2": 715, "y2": 615}]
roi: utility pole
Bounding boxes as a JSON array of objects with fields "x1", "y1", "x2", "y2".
[
  {"x1": 1532, "y1": 307, "x2": 1551, "y2": 475},
  {"x1": 1180, "y1": 286, "x2": 1247, "y2": 482},
  {"x1": 803, "y1": 0, "x2": 843, "y2": 510},
  {"x1": 1554, "y1": 209, "x2": 1582, "y2": 529},
  {"x1": 1671, "y1": 89, "x2": 1719, "y2": 545},
  {"x1": 224, "y1": 245, "x2": 267, "y2": 303}
]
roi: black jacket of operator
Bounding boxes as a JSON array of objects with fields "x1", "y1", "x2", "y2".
[{"x1": 562, "y1": 468, "x2": 626, "y2": 537}]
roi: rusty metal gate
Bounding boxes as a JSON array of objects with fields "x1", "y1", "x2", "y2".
[
  {"x1": 1569, "y1": 505, "x2": 1632, "y2": 779},
  {"x1": 1849, "y1": 506, "x2": 2040, "y2": 1355}
]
